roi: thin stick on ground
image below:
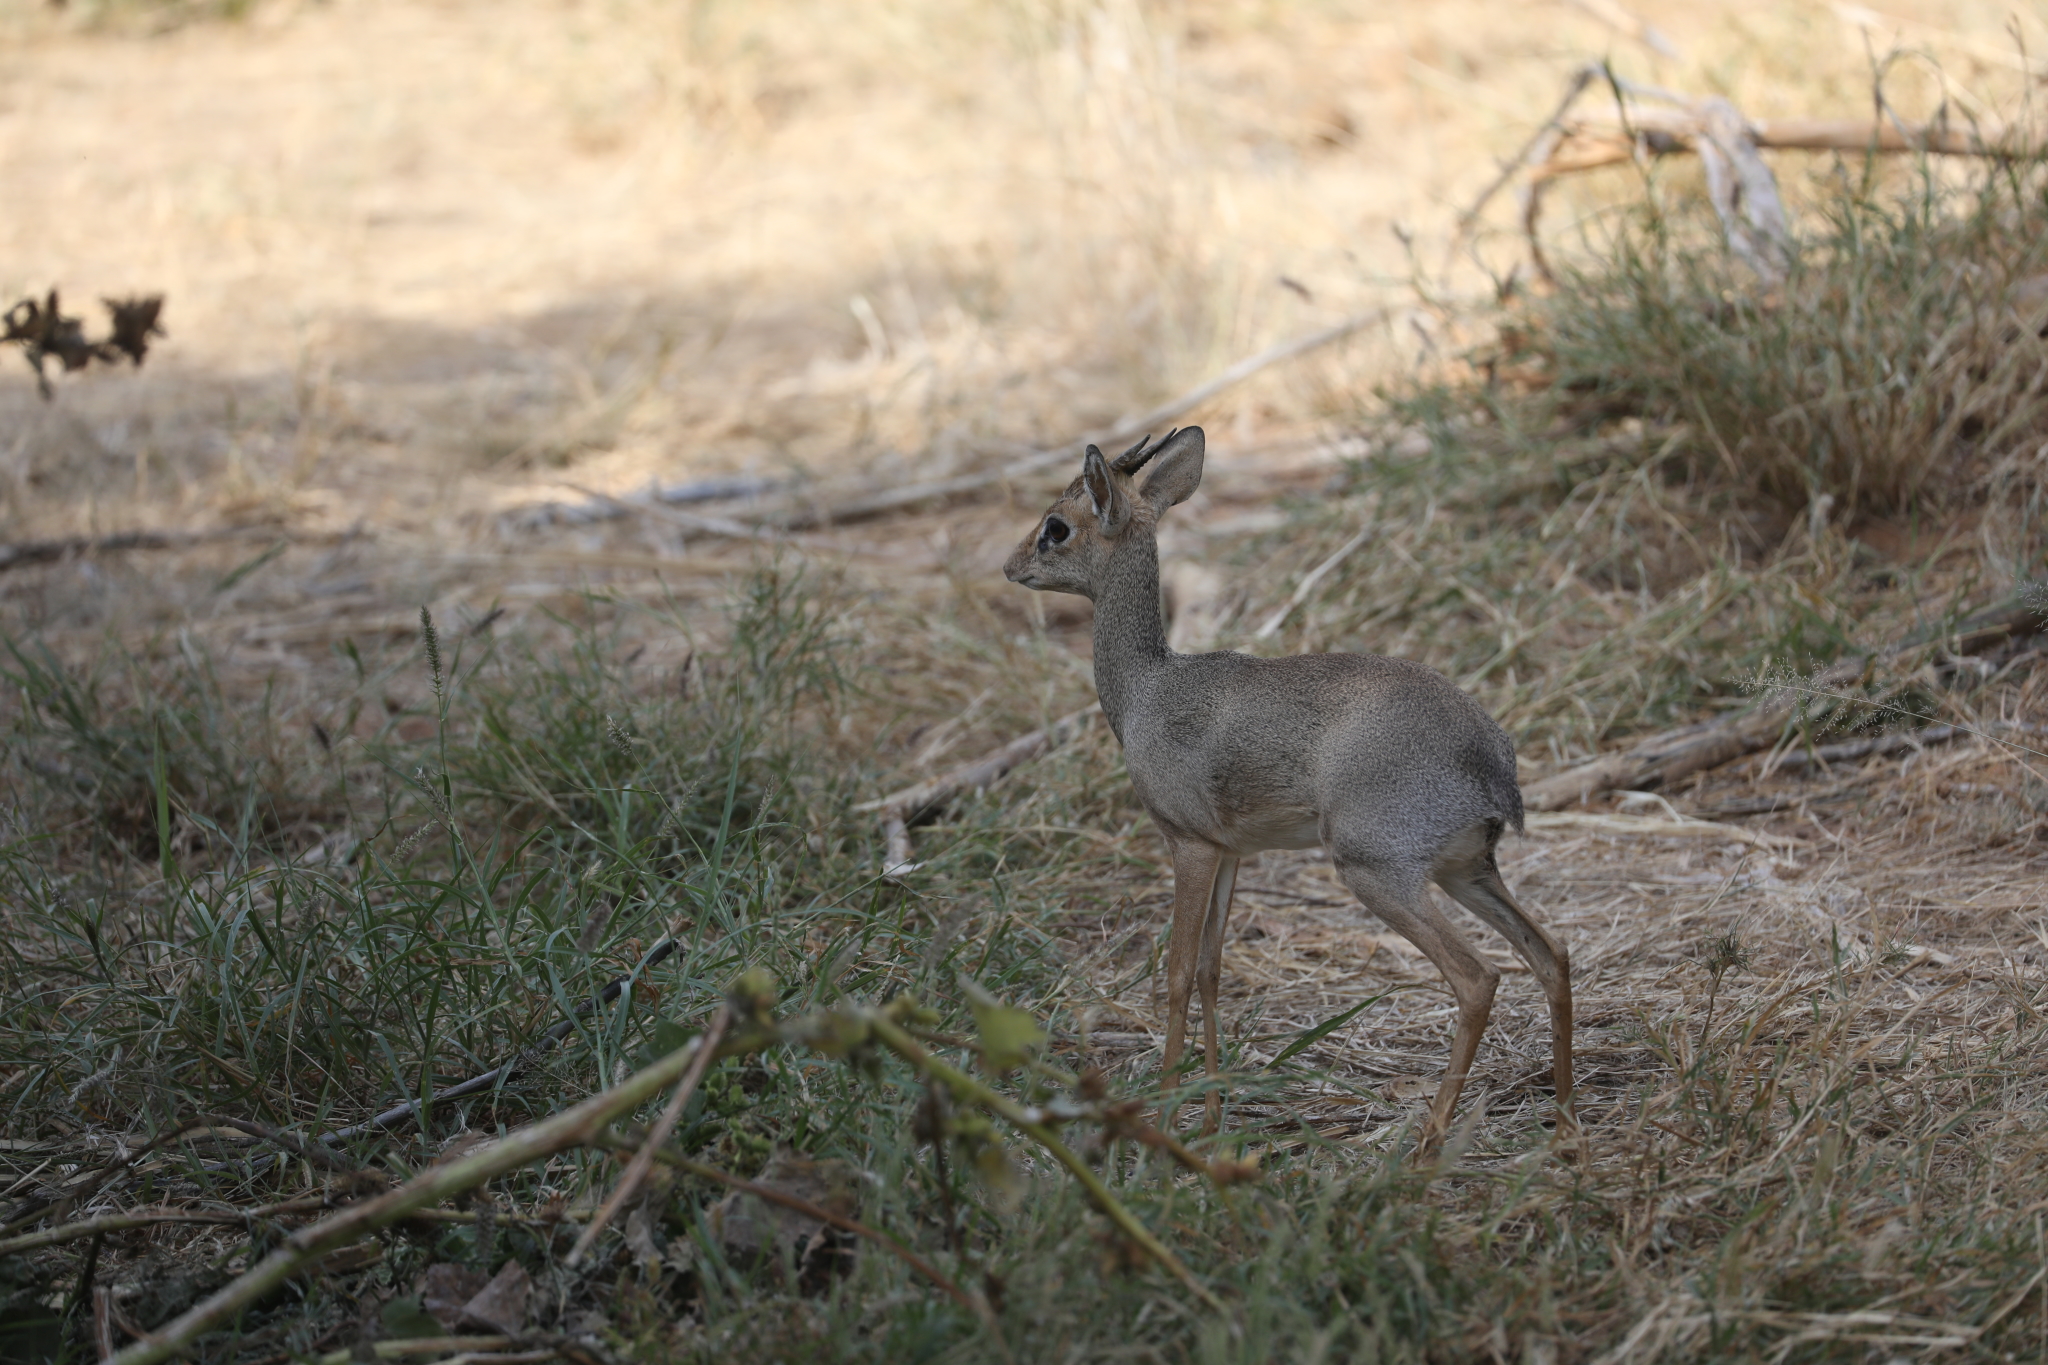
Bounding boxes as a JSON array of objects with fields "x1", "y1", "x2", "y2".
[
  {"x1": 860, "y1": 704, "x2": 1100, "y2": 877},
  {"x1": 107, "y1": 1018, "x2": 761, "y2": 1365},
  {"x1": 1524, "y1": 588, "x2": 2046, "y2": 809},
  {"x1": 0, "y1": 526, "x2": 291, "y2": 575},
  {"x1": 0, "y1": 1209, "x2": 252, "y2": 1258},
  {"x1": 308, "y1": 1338, "x2": 520, "y2": 1365},
  {"x1": 319, "y1": 937, "x2": 683, "y2": 1145},
  {"x1": 1254, "y1": 523, "x2": 1375, "y2": 639},
  {"x1": 768, "y1": 307, "x2": 1393, "y2": 531},
  {"x1": 557, "y1": 482, "x2": 796, "y2": 544},
  {"x1": 565, "y1": 1003, "x2": 730, "y2": 1267}
]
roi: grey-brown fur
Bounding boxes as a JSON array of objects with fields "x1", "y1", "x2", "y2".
[{"x1": 1004, "y1": 427, "x2": 1573, "y2": 1143}]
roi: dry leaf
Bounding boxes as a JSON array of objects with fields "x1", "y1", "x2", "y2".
[
  {"x1": 457, "y1": 1260, "x2": 532, "y2": 1334},
  {"x1": 418, "y1": 1262, "x2": 489, "y2": 1330}
]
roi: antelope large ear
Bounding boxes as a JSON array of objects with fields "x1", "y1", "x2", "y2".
[
  {"x1": 1139, "y1": 427, "x2": 1204, "y2": 514},
  {"x1": 1080, "y1": 445, "x2": 1129, "y2": 533}
]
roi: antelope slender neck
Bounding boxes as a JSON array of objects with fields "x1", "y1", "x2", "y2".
[{"x1": 1090, "y1": 529, "x2": 1172, "y2": 740}]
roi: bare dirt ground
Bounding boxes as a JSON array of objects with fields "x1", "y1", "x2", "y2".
[{"x1": 6, "y1": 0, "x2": 2034, "y2": 668}]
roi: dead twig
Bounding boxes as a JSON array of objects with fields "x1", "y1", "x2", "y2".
[
  {"x1": 318, "y1": 936, "x2": 683, "y2": 1145},
  {"x1": 764, "y1": 308, "x2": 1393, "y2": 531},
  {"x1": 1502, "y1": 61, "x2": 2046, "y2": 286},
  {"x1": 0, "y1": 526, "x2": 284, "y2": 577},
  {"x1": 108, "y1": 1011, "x2": 763, "y2": 1365},
  {"x1": 857, "y1": 705, "x2": 1100, "y2": 877},
  {"x1": 1524, "y1": 588, "x2": 2044, "y2": 810},
  {"x1": 1762, "y1": 723, "x2": 1965, "y2": 774},
  {"x1": 565, "y1": 1004, "x2": 730, "y2": 1266}
]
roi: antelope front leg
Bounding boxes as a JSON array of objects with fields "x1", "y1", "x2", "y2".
[
  {"x1": 1196, "y1": 854, "x2": 1240, "y2": 1134},
  {"x1": 1159, "y1": 837, "x2": 1223, "y2": 1129}
]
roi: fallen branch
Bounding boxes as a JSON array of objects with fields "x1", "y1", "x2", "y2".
[
  {"x1": 1525, "y1": 811, "x2": 1805, "y2": 850},
  {"x1": 110, "y1": 1007, "x2": 768, "y2": 1365},
  {"x1": 766, "y1": 308, "x2": 1393, "y2": 531},
  {"x1": 1526, "y1": 108, "x2": 2045, "y2": 279},
  {"x1": 0, "y1": 526, "x2": 278, "y2": 576},
  {"x1": 319, "y1": 936, "x2": 683, "y2": 1145},
  {"x1": 556, "y1": 482, "x2": 792, "y2": 544},
  {"x1": 1521, "y1": 667, "x2": 1858, "y2": 812},
  {"x1": 0, "y1": 1208, "x2": 252, "y2": 1258},
  {"x1": 1485, "y1": 62, "x2": 2047, "y2": 286},
  {"x1": 1542, "y1": 113, "x2": 2044, "y2": 177},
  {"x1": 565, "y1": 1004, "x2": 730, "y2": 1266},
  {"x1": 506, "y1": 475, "x2": 782, "y2": 533},
  {"x1": 0, "y1": 1196, "x2": 598, "y2": 1249},
  {"x1": 1764, "y1": 723, "x2": 1963, "y2": 775},
  {"x1": 1524, "y1": 588, "x2": 2045, "y2": 810},
  {"x1": 858, "y1": 705, "x2": 1100, "y2": 877},
  {"x1": 310, "y1": 1337, "x2": 520, "y2": 1365}
]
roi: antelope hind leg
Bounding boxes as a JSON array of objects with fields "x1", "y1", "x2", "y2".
[
  {"x1": 1436, "y1": 844, "x2": 1576, "y2": 1135},
  {"x1": 1335, "y1": 856, "x2": 1500, "y2": 1154}
]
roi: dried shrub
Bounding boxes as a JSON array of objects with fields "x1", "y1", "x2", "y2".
[
  {"x1": 1527, "y1": 164, "x2": 2048, "y2": 519},
  {"x1": 2, "y1": 291, "x2": 166, "y2": 399}
]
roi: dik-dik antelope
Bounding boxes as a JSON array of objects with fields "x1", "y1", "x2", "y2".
[{"x1": 1003, "y1": 427, "x2": 1573, "y2": 1142}]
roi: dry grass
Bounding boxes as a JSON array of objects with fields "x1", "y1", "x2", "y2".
[{"x1": 1, "y1": 1, "x2": 2047, "y2": 1361}]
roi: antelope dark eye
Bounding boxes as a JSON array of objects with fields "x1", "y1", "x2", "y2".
[{"x1": 1039, "y1": 516, "x2": 1070, "y2": 548}]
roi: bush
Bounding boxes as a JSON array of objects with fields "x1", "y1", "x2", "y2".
[{"x1": 1530, "y1": 162, "x2": 2048, "y2": 520}]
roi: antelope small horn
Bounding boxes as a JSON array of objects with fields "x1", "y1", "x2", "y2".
[{"x1": 1112, "y1": 430, "x2": 1169, "y2": 475}]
